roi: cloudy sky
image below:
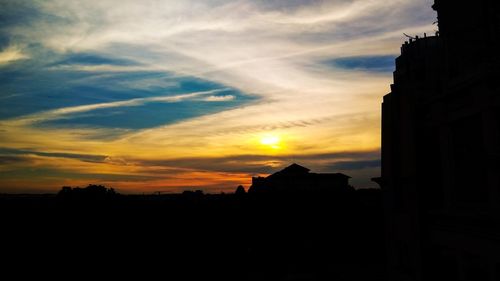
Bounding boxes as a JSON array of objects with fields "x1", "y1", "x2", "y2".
[{"x1": 0, "y1": 0, "x2": 436, "y2": 193}]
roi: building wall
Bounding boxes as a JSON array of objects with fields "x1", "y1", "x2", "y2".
[{"x1": 381, "y1": 1, "x2": 500, "y2": 280}]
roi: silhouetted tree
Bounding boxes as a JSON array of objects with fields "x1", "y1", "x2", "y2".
[
  {"x1": 58, "y1": 186, "x2": 73, "y2": 196},
  {"x1": 182, "y1": 190, "x2": 204, "y2": 199},
  {"x1": 235, "y1": 185, "x2": 246, "y2": 195}
]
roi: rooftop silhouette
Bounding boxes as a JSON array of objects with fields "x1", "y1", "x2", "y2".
[{"x1": 249, "y1": 163, "x2": 353, "y2": 194}]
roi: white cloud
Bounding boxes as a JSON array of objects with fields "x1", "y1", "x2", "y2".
[
  {"x1": 203, "y1": 95, "x2": 235, "y2": 102},
  {"x1": 0, "y1": 45, "x2": 29, "y2": 65}
]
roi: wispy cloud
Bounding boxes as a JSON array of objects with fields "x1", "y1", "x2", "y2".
[
  {"x1": 0, "y1": 45, "x2": 29, "y2": 64},
  {"x1": 3, "y1": 88, "x2": 230, "y2": 126},
  {"x1": 203, "y1": 95, "x2": 235, "y2": 102},
  {"x1": 0, "y1": 0, "x2": 437, "y2": 192},
  {"x1": 0, "y1": 147, "x2": 106, "y2": 163},
  {"x1": 49, "y1": 64, "x2": 150, "y2": 72}
]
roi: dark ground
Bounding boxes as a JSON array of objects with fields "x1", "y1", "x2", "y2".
[{"x1": 1, "y1": 189, "x2": 385, "y2": 280}]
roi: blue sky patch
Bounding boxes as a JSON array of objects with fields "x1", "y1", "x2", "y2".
[
  {"x1": 40, "y1": 89, "x2": 254, "y2": 129},
  {"x1": 0, "y1": 46, "x2": 258, "y2": 125},
  {"x1": 327, "y1": 55, "x2": 396, "y2": 72},
  {"x1": 53, "y1": 53, "x2": 139, "y2": 66}
]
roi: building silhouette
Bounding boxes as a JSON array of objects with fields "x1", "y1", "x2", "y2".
[
  {"x1": 248, "y1": 163, "x2": 352, "y2": 194},
  {"x1": 376, "y1": 0, "x2": 500, "y2": 280}
]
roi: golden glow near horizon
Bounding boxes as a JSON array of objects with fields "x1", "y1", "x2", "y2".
[{"x1": 0, "y1": 0, "x2": 437, "y2": 193}]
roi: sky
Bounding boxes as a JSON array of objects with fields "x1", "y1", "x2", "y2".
[{"x1": 0, "y1": 0, "x2": 436, "y2": 193}]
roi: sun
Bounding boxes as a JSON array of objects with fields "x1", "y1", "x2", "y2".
[{"x1": 260, "y1": 135, "x2": 281, "y2": 149}]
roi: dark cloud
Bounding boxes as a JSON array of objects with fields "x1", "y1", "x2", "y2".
[
  {"x1": 0, "y1": 155, "x2": 28, "y2": 165},
  {"x1": 326, "y1": 159, "x2": 380, "y2": 170},
  {"x1": 0, "y1": 1, "x2": 69, "y2": 49},
  {"x1": 0, "y1": 167, "x2": 157, "y2": 182},
  {"x1": 0, "y1": 1, "x2": 41, "y2": 46},
  {"x1": 137, "y1": 150, "x2": 381, "y2": 174},
  {"x1": 0, "y1": 147, "x2": 107, "y2": 163}
]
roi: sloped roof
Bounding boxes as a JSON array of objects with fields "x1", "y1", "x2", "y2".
[{"x1": 267, "y1": 163, "x2": 310, "y2": 179}]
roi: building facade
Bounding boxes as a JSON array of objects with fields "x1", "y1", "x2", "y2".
[{"x1": 378, "y1": 0, "x2": 500, "y2": 280}]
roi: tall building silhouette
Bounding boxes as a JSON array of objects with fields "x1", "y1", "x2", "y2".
[{"x1": 377, "y1": 0, "x2": 500, "y2": 280}]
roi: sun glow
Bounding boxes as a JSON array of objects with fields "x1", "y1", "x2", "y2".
[{"x1": 260, "y1": 135, "x2": 281, "y2": 149}]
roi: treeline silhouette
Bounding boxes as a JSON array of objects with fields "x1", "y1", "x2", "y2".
[
  {"x1": 1, "y1": 182, "x2": 384, "y2": 280},
  {"x1": 57, "y1": 184, "x2": 118, "y2": 199}
]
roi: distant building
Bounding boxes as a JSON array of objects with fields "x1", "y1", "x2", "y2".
[
  {"x1": 248, "y1": 163, "x2": 352, "y2": 194},
  {"x1": 377, "y1": 0, "x2": 500, "y2": 280}
]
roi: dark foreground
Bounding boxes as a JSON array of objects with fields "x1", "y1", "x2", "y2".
[{"x1": 1, "y1": 189, "x2": 384, "y2": 280}]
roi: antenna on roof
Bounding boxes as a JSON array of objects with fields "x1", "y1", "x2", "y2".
[{"x1": 403, "y1": 33, "x2": 416, "y2": 40}]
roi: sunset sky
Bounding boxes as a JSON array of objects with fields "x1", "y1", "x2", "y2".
[{"x1": 0, "y1": 0, "x2": 436, "y2": 193}]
